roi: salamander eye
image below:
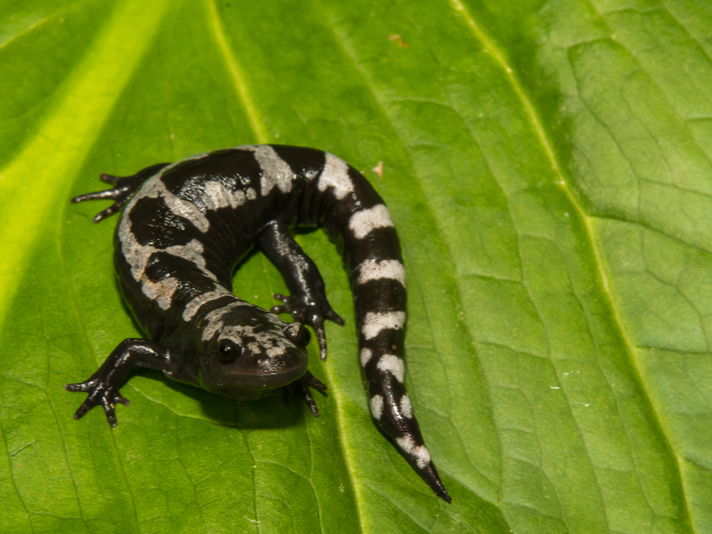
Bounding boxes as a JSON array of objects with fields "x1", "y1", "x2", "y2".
[
  {"x1": 218, "y1": 339, "x2": 244, "y2": 364},
  {"x1": 295, "y1": 326, "x2": 311, "y2": 348},
  {"x1": 285, "y1": 323, "x2": 311, "y2": 348}
]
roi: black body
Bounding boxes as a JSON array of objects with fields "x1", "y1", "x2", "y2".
[{"x1": 66, "y1": 144, "x2": 450, "y2": 502}]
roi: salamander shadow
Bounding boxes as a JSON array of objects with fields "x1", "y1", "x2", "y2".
[{"x1": 131, "y1": 367, "x2": 323, "y2": 430}]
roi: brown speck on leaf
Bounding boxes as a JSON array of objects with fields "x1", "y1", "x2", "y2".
[
  {"x1": 372, "y1": 161, "x2": 384, "y2": 178},
  {"x1": 388, "y1": 34, "x2": 410, "y2": 48}
]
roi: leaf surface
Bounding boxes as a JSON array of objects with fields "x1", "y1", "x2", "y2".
[{"x1": 1, "y1": 0, "x2": 710, "y2": 532}]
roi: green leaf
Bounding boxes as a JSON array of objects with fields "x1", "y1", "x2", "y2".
[{"x1": 1, "y1": 0, "x2": 710, "y2": 532}]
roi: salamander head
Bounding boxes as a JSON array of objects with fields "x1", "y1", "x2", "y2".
[{"x1": 198, "y1": 305, "x2": 311, "y2": 400}]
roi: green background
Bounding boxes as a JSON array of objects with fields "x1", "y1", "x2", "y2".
[{"x1": 1, "y1": 0, "x2": 711, "y2": 532}]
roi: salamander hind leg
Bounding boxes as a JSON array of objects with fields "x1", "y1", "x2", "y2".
[
  {"x1": 71, "y1": 162, "x2": 170, "y2": 223},
  {"x1": 260, "y1": 220, "x2": 344, "y2": 360}
]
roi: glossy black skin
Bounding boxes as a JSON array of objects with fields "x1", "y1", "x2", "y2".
[{"x1": 66, "y1": 145, "x2": 450, "y2": 502}]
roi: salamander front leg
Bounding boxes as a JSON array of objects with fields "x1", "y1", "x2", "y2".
[
  {"x1": 284, "y1": 370, "x2": 328, "y2": 417},
  {"x1": 65, "y1": 339, "x2": 173, "y2": 426},
  {"x1": 260, "y1": 220, "x2": 344, "y2": 360}
]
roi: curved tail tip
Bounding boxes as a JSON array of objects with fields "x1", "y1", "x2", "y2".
[
  {"x1": 421, "y1": 460, "x2": 453, "y2": 502},
  {"x1": 426, "y1": 466, "x2": 452, "y2": 503},
  {"x1": 438, "y1": 488, "x2": 452, "y2": 504},
  {"x1": 435, "y1": 483, "x2": 452, "y2": 503},
  {"x1": 393, "y1": 435, "x2": 452, "y2": 502}
]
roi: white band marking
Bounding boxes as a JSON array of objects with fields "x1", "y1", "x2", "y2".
[
  {"x1": 396, "y1": 436, "x2": 432, "y2": 469},
  {"x1": 400, "y1": 394, "x2": 413, "y2": 419},
  {"x1": 125, "y1": 175, "x2": 210, "y2": 232},
  {"x1": 356, "y1": 259, "x2": 405, "y2": 286},
  {"x1": 182, "y1": 288, "x2": 233, "y2": 322},
  {"x1": 318, "y1": 153, "x2": 353, "y2": 200},
  {"x1": 349, "y1": 205, "x2": 394, "y2": 239},
  {"x1": 243, "y1": 145, "x2": 294, "y2": 196},
  {"x1": 119, "y1": 208, "x2": 218, "y2": 310},
  {"x1": 377, "y1": 354, "x2": 405, "y2": 383},
  {"x1": 361, "y1": 311, "x2": 406, "y2": 340},
  {"x1": 201, "y1": 301, "x2": 243, "y2": 342},
  {"x1": 360, "y1": 348, "x2": 373, "y2": 367},
  {"x1": 370, "y1": 394, "x2": 384, "y2": 420},
  {"x1": 203, "y1": 180, "x2": 246, "y2": 210}
]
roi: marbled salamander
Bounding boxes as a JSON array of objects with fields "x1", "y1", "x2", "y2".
[{"x1": 66, "y1": 145, "x2": 450, "y2": 502}]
